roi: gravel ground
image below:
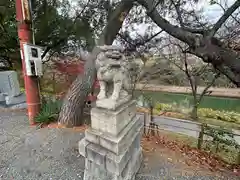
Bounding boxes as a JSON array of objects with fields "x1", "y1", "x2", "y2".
[
  {"x1": 0, "y1": 112, "x2": 85, "y2": 180},
  {"x1": 0, "y1": 112, "x2": 239, "y2": 180}
]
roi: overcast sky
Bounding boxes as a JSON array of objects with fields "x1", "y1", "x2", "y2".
[
  {"x1": 68, "y1": 0, "x2": 236, "y2": 20},
  {"x1": 66, "y1": 0, "x2": 237, "y2": 45},
  {"x1": 200, "y1": 0, "x2": 236, "y2": 21},
  {"x1": 68, "y1": 0, "x2": 236, "y2": 29}
]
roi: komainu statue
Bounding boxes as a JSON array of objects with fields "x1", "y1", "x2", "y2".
[{"x1": 95, "y1": 45, "x2": 138, "y2": 109}]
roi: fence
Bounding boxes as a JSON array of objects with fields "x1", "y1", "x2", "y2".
[{"x1": 140, "y1": 110, "x2": 240, "y2": 165}]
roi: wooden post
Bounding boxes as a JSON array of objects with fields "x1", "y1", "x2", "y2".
[{"x1": 15, "y1": 0, "x2": 41, "y2": 125}]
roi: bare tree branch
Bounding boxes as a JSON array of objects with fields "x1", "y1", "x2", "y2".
[
  {"x1": 208, "y1": 0, "x2": 240, "y2": 37},
  {"x1": 215, "y1": 1, "x2": 240, "y2": 25},
  {"x1": 170, "y1": 0, "x2": 184, "y2": 26},
  {"x1": 170, "y1": 0, "x2": 205, "y2": 34},
  {"x1": 183, "y1": 52, "x2": 197, "y2": 95},
  {"x1": 118, "y1": 30, "x2": 163, "y2": 54},
  {"x1": 98, "y1": 0, "x2": 134, "y2": 45},
  {"x1": 198, "y1": 72, "x2": 220, "y2": 103},
  {"x1": 137, "y1": 0, "x2": 197, "y2": 45},
  {"x1": 148, "y1": 0, "x2": 164, "y2": 14},
  {"x1": 117, "y1": 32, "x2": 148, "y2": 62},
  {"x1": 215, "y1": 65, "x2": 240, "y2": 87},
  {"x1": 41, "y1": 0, "x2": 91, "y2": 59}
]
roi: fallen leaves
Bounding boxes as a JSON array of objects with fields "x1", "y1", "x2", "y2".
[
  {"x1": 0, "y1": 108, "x2": 27, "y2": 113},
  {"x1": 37, "y1": 122, "x2": 89, "y2": 132},
  {"x1": 141, "y1": 134, "x2": 240, "y2": 176}
]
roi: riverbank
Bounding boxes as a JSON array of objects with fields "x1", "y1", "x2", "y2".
[{"x1": 135, "y1": 84, "x2": 240, "y2": 98}]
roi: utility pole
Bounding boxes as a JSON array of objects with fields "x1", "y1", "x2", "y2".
[{"x1": 15, "y1": 0, "x2": 41, "y2": 125}]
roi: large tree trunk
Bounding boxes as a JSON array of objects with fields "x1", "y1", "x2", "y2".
[
  {"x1": 58, "y1": 0, "x2": 134, "y2": 127},
  {"x1": 58, "y1": 47, "x2": 100, "y2": 127}
]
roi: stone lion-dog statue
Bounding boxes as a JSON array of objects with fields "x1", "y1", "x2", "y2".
[{"x1": 95, "y1": 45, "x2": 138, "y2": 102}]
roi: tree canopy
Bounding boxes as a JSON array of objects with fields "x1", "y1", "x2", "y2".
[{"x1": 0, "y1": 0, "x2": 95, "y2": 68}]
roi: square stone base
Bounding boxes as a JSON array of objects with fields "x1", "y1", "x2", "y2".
[
  {"x1": 83, "y1": 149, "x2": 142, "y2": 180},
  {"x1": 91, "y1": 100, "x2": 137, "y2": 136},
  {"x1": 5, "y1": 93, "x2": 26, "y2": 105},
  {"x1": 85, "y1": 116, "x2": 142, "y2": 155},
  {"x1": 79, "y1": 135, "x2": 142, "y2": 180},
  {"x1": 96, "y1": 95, "x2": 131, "y2": 110},
  {"x1": 80, "y1": 95, "x2": 142, "y2": 180},
  {"x1": 79, "y1": 129, "x2": 142, "y2": 175},
  {"x1": 79, "y1": 116, "x2": 143, "y2": 180}
]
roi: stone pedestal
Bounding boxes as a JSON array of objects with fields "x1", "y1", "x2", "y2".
[
  {"x1": 79, "y1": 99, "x2": 143, "y2": 180},
  {"x1": 0, "y1": 71, "x2": 21, "y2": 97},
  {"x1": 5, "y1": 93, "x2": 26, "y2": 105}
]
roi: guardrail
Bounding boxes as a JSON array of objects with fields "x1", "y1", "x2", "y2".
[
  {"x1": 139, "y1": 111, "x2": 240, "y2": 164},
  {"x1": 139, "y1": 112, "x2": 240, "y2": 142}
]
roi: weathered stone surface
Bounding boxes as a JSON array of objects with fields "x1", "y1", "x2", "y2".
[
  {"x1": 91, "y1": 100, "x2": 137, "y2": 136},
  {"x1": 83, "y1": 162, "x2": 113, "y2": 180},
  {"x1": 105, "y1": 134, "x2": 141, "y2": 175},
  {"x1": 86, "y1": 143, "x2": 108, "y2": 167},
  {"x1": 9, "y1": 102, "x2": 27, "y2": 109},
  {"x1": 5, "y1": 93, "x2": 26, "y2": 105},
  {"x1": 83, "y1": 147, "x2": 142, "y2": 180},
  {"x1": 0, "y1": 71, "x2": 26, "y2": 109},
  {"x1": 95, "y1": 45, "x2": 139, "y2": 110},
  {"x1": 85, "y1": 116, "x2": 142, "y2": 155},
  {"x1": 81, "y1": 126, "x2": 142, "y2": 176},
  {"x1": 120, "y1": 149, "x2": 142, "y2": 180},
  {"x1": 0, "y1": 71, "x2": 21, "y2": 97},
  {"x1": 96, "y1": 95, "x2": 131, "y2": 110},
  {"x1": 0, "y1": 93, "x2": 5, "y2": 102},
  {"x1": 79, "y1": 138, "x2": 90, "y2": 157}
]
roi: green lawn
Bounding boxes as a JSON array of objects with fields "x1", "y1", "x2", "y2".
[{"x1": 134, "y1": 90, "x2": 240, "y2": 112}]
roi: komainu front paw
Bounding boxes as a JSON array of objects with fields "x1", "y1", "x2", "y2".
[
  {"x1": 97, "y1": 91, "x2": 106, "y2": 99},
  {"x1": 110, "y1": 93, "x2": 119, "y2": 101}
]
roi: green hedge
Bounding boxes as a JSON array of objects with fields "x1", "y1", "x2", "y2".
[
  {"x1": 155, "y1": 102, "x2": 240, "y2": 124},
  {"x1": 135, "y1": 91, "x2": 240, "y2": 112}
]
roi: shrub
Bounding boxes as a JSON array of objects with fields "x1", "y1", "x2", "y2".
[
  {"x1": 155, "y1": 101, "x2": 191, "y2": 114},
  {"x1": 198, "y1": 108, "x2": 240, "y2": 123},
  {"x1": 203, "y1": 125, "x2": 240, "y2": 164},
  {"x1": 155, "y1": 103, "x2": 173, "y2": 112},
  {"x1": 35, "y1": 99, "x2": 62, "y2": 124},
  {"x1": 154, "y1": 102, "x2": 240, "y2": 124}
]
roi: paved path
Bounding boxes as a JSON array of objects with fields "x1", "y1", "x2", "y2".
[
  {"x1": 138, "y1": 113, "x2": 240, "y2": 144},
  {"x1": 0, "y1": 112, "x2": 238, "y2": 180}
]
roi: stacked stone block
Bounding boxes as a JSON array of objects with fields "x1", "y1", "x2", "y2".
[
  {"x1": 79, "y1": 98, "x2": 143, "y2": 180},
  {"x1": 0, "y1": 71, "x2": 26, "y2": 106}
]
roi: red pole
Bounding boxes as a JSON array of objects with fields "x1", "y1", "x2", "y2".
[{"x1": 15, "y1": 0, "x2": 41, "y2": 125}]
